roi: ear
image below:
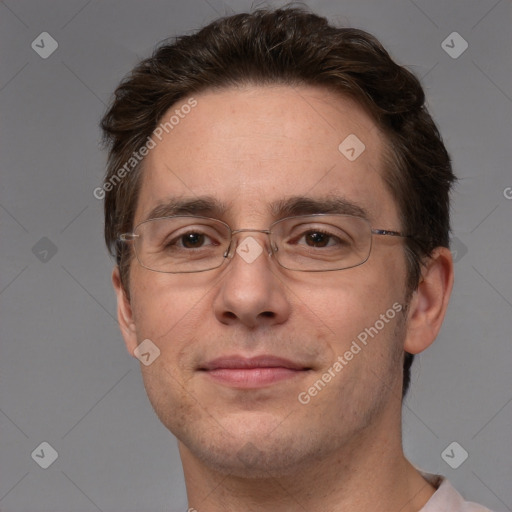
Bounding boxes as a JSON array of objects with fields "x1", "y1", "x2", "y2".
[
  {"x1": 112, "y1": 267, "x2": 138, "y2": 356},
  {"x1": 404, "y1": 247, "x2": 454, "y2": 354}
]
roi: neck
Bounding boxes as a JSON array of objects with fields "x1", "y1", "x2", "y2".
[{"x1": 179, "y1": 419, "x2": 435, "y2": 512}]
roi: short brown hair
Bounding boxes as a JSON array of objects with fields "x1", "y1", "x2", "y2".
[{"x1": 100, "y1": 7, "x2": 455, "y2": 397}]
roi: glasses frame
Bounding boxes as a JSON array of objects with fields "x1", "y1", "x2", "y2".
[{"x1": 118, "y1": 214, "x2": 413, "y2": 274}]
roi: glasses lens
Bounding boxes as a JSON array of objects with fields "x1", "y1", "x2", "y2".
[
  {"x1": 134, "y1": 216, "x2": 230, "y2": 273},
  {"x1": 272, "y1": 215, "x2": 371, "y2": 271},
  {"x1": 131, "y1": 214, "x2": 371, "y2": 273}
]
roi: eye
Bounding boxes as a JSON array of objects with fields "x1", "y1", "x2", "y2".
[
  {"x1": 165, "y1": 230, "x2": 218, "y2": 250},
  {"x1": 301, "y1": 230, "x2": 336, "y2": 247},
  {"x1": 295, "y1": 229, "x2": 348, "y2": 248},
  {"x1": 180, "y1": 232, "x2": 209, "y2": 248}
]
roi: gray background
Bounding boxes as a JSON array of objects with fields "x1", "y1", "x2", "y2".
[{"x1": 1, "y1": 0, "x2": 511, "y2": 510}]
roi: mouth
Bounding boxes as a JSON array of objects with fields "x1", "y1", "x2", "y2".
[{"x1": 199, "y1": 355, "x2": 311, "y2": 388}]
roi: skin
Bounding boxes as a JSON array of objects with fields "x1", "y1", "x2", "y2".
[{"x1": 113, "y1": 85, "x2": 454, "y2": 511}]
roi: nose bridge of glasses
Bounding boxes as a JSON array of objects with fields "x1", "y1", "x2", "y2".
[
  {"x1": 231, "y1": 228, "x2": 272, "y2": 235},
  {"x1": 226, "y1": 228, "x2": 275, "y2": 259}
]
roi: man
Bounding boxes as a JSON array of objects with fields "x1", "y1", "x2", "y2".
[{"x1": 100, "y1": 7, "x2": 492, "y2": 511}]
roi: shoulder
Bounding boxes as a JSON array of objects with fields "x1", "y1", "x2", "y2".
[{"x1": 420, "y1": 473, "x2": 494, "y2": 512}]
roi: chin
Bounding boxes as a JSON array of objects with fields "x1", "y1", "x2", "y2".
[
  {"x1": 177, "y1": 413, "x2": 334, "y2": 478},
  {"x1": 188, "y1": 435, "x2": 309, "y2": 478}
]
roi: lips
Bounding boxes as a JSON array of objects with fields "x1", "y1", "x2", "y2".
[
  {"x1": 201, "y1": 355, "x2": 307, "y2": 371},
  {"x1": 199, "y1": 355, "x2": 310, "y2": 388}
]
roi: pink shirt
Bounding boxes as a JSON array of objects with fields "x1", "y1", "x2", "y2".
[{"x1": 420, "y1": 473, "x2": 494, "y2": 512}]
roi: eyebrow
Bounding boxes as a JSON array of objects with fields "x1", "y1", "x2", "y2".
[
  {"x1": 143, "y1": 195, "x2": 369, "y2": 223},
  {"x1": 145, "y1": 196, "x2": 231, "y2": 221},
  {"x1": 270, "y1": 195, "x2": 369, "y2": 219}
]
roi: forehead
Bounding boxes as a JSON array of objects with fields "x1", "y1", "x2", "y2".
[{"x1": 134, "y1": 85, "x2": 397, "y2": 226}]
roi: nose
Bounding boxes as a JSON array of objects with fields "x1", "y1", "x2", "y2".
[{"x1": 213, "y1": 232, "x2": 291, "y2": 329}]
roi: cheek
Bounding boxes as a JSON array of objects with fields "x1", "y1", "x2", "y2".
[
  {"x1": 128, "y1": 271, "x2": 224, "y2": 401},
  {"x1": 129, "y1": 270, "x2": 212, "y2": 341},
  {"x1": 290, "y1": 267, "x2": 403, "y2": 345},
  {"x1": 140, "y1": 359, "x2": 207, "y2": 436}
]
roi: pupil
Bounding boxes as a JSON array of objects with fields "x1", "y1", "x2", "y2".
[
  {"x1": 182, "y1": 233, "x2": 204, "y2": 248},
  {"x1": 307, "y1": 232, "x2": 328, "y2": 247}
]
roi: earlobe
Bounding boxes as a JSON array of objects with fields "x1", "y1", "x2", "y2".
[
  {"x1": 403, "y1": 247, "x2": 454, "y2": 355},
  {"x1": 112, "y1": 267, "x2": 139, "y2": 356}
]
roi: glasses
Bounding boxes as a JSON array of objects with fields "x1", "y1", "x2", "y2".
[{"x1": 118, "y1": 214, "x2": 411, "y2": 274}]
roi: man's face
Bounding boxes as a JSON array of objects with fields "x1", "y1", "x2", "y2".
[{"x1": 120, "y1": 85, "x2": 411, "y2": 476}]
